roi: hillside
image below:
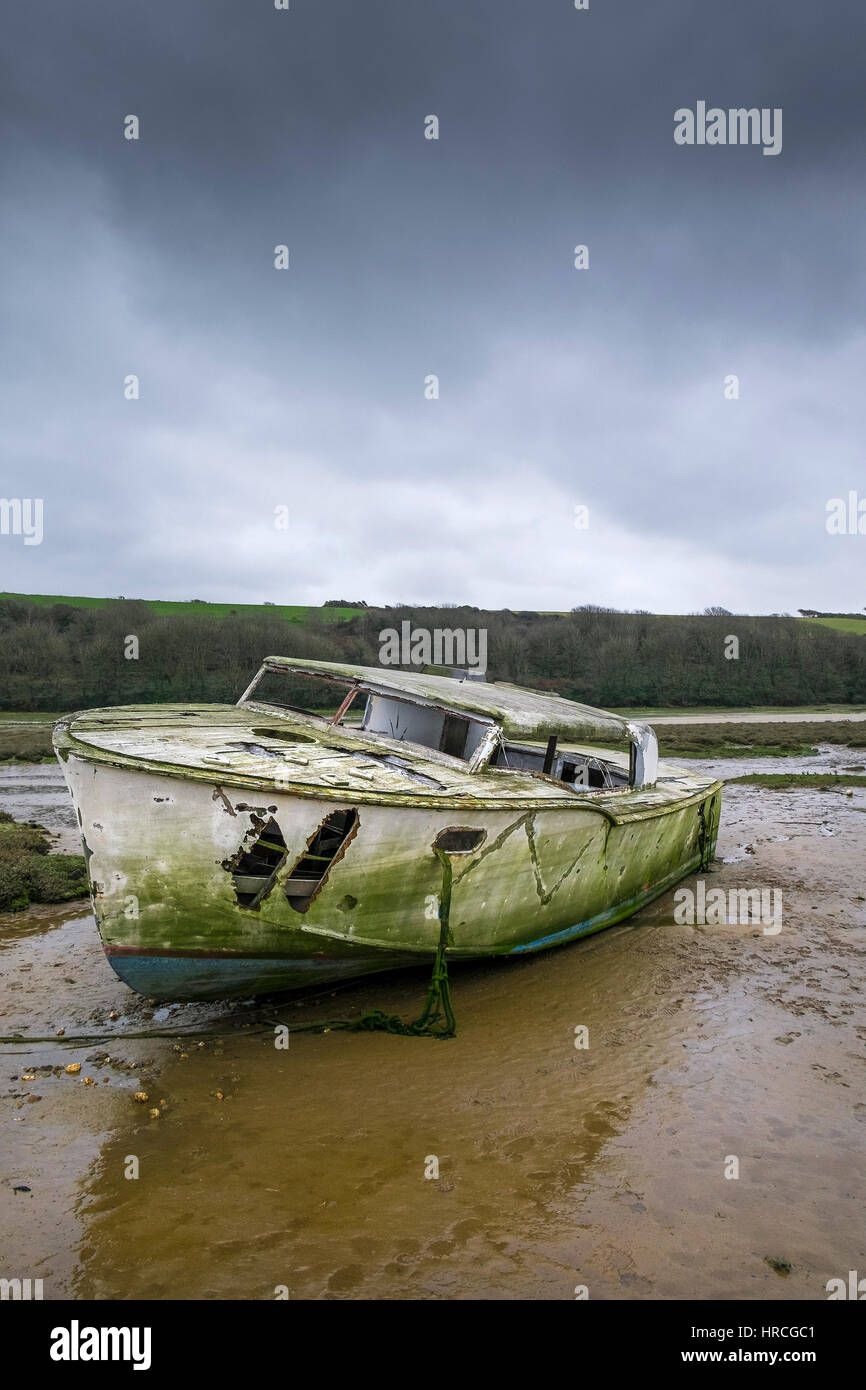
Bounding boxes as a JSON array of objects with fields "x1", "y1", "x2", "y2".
[
  {"x1": 804, "y1": 615, "x2": 866, "y2": 635},
  {"x1": 1, "y1": 592, "x2": 864, "y2": 712},
  {"x1": 0, "y1": 592, "x2": 363, "y2": 624}
]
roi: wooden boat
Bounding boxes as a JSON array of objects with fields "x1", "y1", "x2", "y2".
[{"x1": 52, "y1": 659, "x2": 722, "y2": 1002}]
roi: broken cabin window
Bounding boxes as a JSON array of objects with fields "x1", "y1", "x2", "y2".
[
  {"x1": 360, "y1": 695, "x2": 487, "y2": 760},
  {"x1": 491, "y1": 740, "x2": 628, "y2": 789},
  {"x1": 241, "y1": 666, "x2": 491, "y2": 761},
  {"x1": 439, "y1": 713, "x2": 469, "y2": 758},
  {"x1": 245, "y1": 669, "x2": 358, "y2": 723}
]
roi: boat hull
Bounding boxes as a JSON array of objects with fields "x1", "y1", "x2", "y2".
[{"x1": 56, "y1": 750, "x2": 721, "y2": 1001}]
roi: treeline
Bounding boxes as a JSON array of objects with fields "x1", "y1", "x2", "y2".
[
  {"x1": 0, "y1": 597, "x2": 864, "y2": 711},
  {"x1": 0, "y1": 599, "x2": 342, "y2": 710},
  {"x1": 798, "y1": 609, "x2": 864, "y2": 618}
]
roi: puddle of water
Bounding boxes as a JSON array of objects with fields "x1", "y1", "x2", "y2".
[{"x1": 0, "y1": 761, "x2": 79, "y2": 850}]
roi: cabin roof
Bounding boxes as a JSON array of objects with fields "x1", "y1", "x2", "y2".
[{"x1": 258, "y1": 657, "x2": 630, "y2": 744}]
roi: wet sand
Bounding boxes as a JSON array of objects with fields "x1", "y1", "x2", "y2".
[{"x1": 1, "y1": 758, "x2": 863, "y2": 1300}]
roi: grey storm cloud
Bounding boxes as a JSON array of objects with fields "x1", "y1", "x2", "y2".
[{"x1": 1, "y1": 0, "x2": 865, "y2": 611}]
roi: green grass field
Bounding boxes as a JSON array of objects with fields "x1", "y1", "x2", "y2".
[
  {"x1": 0, "y1": 726, "x2": 55, "y2": 761},
  {"x1": 803, "y1": 616, "x2": 866, "y2": 635},
  {"x1": 0, "y1": 711, "x2": 64, "y2": 723},
  {"x1": 0, "y1": 593, "x2": 364, "y2": 624},
  {"x1": 656, "y1": 720, "x2": 866, "y2": 759},
  {"x1": 730, "y1": 772, "x2": 866, "y2": 789},
  {"x1": 614, "y1": 703, "x2": 866, "y2": 717}
]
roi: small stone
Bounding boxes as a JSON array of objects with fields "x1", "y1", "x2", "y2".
[
  {"x1": 109, "y1": 1011, "x2": 119, "y2": 1021},
  {"x1": 56, "y1": 1028, "x2": 65, "y2": 1037},
  {"x1": 65, "y1": 1063, "x2": 81, "y2": 1075},
  {"x1": 215, "y1": 1091, "x2": 224, "y2": 1101},
  {"x1": 133, "y1": 1091, "x2": 149, "y2": 1103},
  {"x1": 83, "y1": 1077, "x2": 95, "y2": 1085},
  {"x1": 149, "y1": 1108, "x2": 160, "y2": 1119}
]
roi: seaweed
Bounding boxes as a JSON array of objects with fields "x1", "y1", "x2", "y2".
[{"x1": 0, "y1": 812, "x2": 88, "y2": 911}]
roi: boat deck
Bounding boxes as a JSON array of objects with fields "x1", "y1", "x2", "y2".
[{"x1": 54, "y1": 703, "x2": 722, "y2": 819}]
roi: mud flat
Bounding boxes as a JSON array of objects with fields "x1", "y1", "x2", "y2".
[
  {"x1": 648, "y1": 711, "x2": 866, "y2": 725},
  {"x1": 1, "y1": 757, "x2": 863, "y2": 1300}
]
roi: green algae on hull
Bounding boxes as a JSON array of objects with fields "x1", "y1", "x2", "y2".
[{"x1": 52, "y1": 660, "x2": 722, "y2": 1000}]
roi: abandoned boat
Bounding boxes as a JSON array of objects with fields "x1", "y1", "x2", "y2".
[{"x1": 53, "y1": 659, "x2": 722, "y2": 1001}]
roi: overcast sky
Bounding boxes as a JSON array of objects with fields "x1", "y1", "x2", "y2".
[{"x1": 2, "y1": 0, "x2": 865, "y2": 613}]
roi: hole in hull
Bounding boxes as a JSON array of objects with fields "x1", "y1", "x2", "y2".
[
  {"x1": 433, "y1": 827, "x2": 486, "y2": 854},
  {"x1": 285, "y1": 808, "x2": 359, "y2": 912},
  {"x1": 226, "y1": 816, "x2": 288, "y2": 908}
]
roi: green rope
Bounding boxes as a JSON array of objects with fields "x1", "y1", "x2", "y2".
[
  {"x1": 413, "y1": 847, "x2": 456, "y2": 1035},
  {"x1": 697, "y1": 799, "x2": 714, "y2": 870},
  {"x1": 325, "y1": 846, "x2": 456, "y2": 1039}
]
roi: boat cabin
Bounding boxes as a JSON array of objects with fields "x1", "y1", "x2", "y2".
[{"x1": 238, "y1": 658, "x2": 658, "y2": 791}]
